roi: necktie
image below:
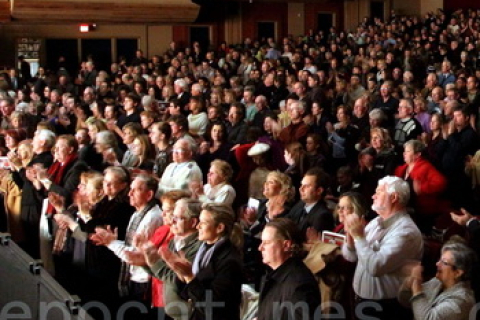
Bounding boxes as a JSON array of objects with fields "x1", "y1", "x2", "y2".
[{"x1": 299, "y1": 207, "x2": 308, "y2": 230}]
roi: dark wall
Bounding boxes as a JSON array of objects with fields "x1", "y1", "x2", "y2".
[
  {"x1": 305, "y1": 1, "x2": 344, "y2": 35},
  {"x1": 444, "y1": 0, "x2": 480, "y2": 13},
  {"x1": 241, "y1": 2, "x2": 288, "y2": 42}
]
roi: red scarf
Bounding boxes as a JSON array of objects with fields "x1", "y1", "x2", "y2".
[{"x1": 46, "y1": 153, "x2": 78, "y2": 215}]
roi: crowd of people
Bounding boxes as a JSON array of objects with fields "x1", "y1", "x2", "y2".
[{"x1": 1, "y1": 6, "x2": 480, "y2": 320}]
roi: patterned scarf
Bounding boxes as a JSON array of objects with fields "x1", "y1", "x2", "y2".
[
  {"x1": 46, "y1": 153, "x2": 78, "y2": 216},
  {"x1": 118, "y1": 200, "x2": 156, "y2": 297}
]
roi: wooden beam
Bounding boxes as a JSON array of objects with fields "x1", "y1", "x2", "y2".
[
  {"x1": 0, "y1": 1, "x2": 10, "y2": 23},
  {"x1": 11, "y1": 0, "x2": 200, "y2": 24}
]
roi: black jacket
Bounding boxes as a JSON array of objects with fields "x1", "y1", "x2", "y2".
[
  {"x1": 46, "y1": 158, "x2": 89, "y2": 206},
  {"x1": 288, "y1": 200, "x2": 334, "y2": 237},
  {"x1": 179, "y1": 239, "x2": 243, "y2": 320},
  {"x1": 258, "y1": 258, "x2": 321, "y2": 320}
]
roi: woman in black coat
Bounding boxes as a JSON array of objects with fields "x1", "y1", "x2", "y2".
[{"x1": 161, "y1": 203, "x2": 243, "y2": 320}]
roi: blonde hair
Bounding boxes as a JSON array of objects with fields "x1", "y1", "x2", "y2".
[
  {"x1": 370, "y1": 127, "x2": 392, "y2": 149},
  {"x1": 211, "y1": 159, "x2": 234, "y2": 182},
  {"x1": 267, "y1": 171, "x2": 294, "y2": 202}
]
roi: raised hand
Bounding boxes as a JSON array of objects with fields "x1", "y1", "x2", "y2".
[{"x1": 90, "y1": 226, "x2": 118, "y2": 246}]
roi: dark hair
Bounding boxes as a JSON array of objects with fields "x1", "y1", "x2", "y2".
[
  {"x1": 453, "y1": 104, "x2": 472, "y2": 117},
  {"x1": 5, "y1": 128, "x2": 27, "y2": 144},
  {"x1": 230, "y1": 102, "x2": 246, "y2": 120},
  {"x1": 77, "y1": 102, "x2": 93, "y2": 118},
  {"x1": 126, "y1": 92, "x2": 141, "y2": 105},
  {"x1": 265, "y1": 218, "x2": 305, "y2": 258},
  {"x1": 153, "y1": 121, "x2": 172, "y2": 141},
  {"x1": 57, "y1": 134, "x2": 79, "y2": 153},
  {"x1": 305, "y1": 167, "x2": 331, "y2": 195},
  {"x1": 168, "y1": 114, "x2": 189, "y2": 132},
  {"x1": 211, "y1": 121, "x2": 227, "y2": 143}
]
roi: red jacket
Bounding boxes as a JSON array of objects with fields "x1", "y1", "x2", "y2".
[
  {"x1": 150, "y1": 225, "x2": 174, "y2": 307},
  {"x1": 395, "y1": 157, "x2": 448, "y2": 215}
]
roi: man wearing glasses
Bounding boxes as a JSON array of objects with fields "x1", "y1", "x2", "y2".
[{"x1": 157, "y1": 138, "x2": 202, "y2": 197}]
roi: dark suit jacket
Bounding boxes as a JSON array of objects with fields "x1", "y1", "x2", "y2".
[
  {"x1": 47, "y1": 159, "x2": 89, "y2": 206},
  {"x1": 288, "y1": 200, "x2": 334, "y2": 236},
  {"x1": 227, "y1": 121, "x2": 248, "y2": 145},
  {"x1": 12, "y1": 151, "x2": 54, "y2": 223},
  {"x1": 176, "y1": 92, "x2": 191, "y2": 109},
  {"x1": 78, "y1": 143, "x2": 104, "y2": 172},
  {"x1": 258, "y1": 258, "x2": 321, "y2": 320},
  {"x1": 180, "y1": 239, "x2": 243, "y2": 320}
]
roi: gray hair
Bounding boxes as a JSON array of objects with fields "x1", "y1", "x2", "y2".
[
  {"x1": 176, "y1": 137, "x2": 195, "y2": 154},
  {"x1": 290, "y1": 100, "x2": 305, "y2": 113},
  {"x1": 442, "y1": 241, "x2": 476, "y2": 281},
  {"x1": 141, "y1": 95, "x2": 153, "y2": 108},
  {"x1": 191, "y1": 83, "x2": 202, "y2": 93},
  {"x1": 400, "y1": 98, "x2": 414, "y2": 110},
  {"x1": 134, "y1": 173, "x2": 158, "y2": 195},
  {"x1": 176, "y1": 198, "x2": 202, "y2": 220},
  {"x1": 404, "y1": 140, "x2": 425, "y2": 154},
  {"x1": 36, "y1": 129, "x2": 56, "y2": 149},
  {"x1": 377, "y1": 176, "x2": 410, "y2": 207},
  {"x1": 96, "y1": 130, "x2": 118, "y2": 148},
  {"x1": 174, "y1": 79, "x2": 188, "y2": 90},
  {"x1": 369, "y1": 108, "x2": 387, "y2": 121},
  {"x1": 104, "y1": 166, "x2": 130, "y2": 184}
]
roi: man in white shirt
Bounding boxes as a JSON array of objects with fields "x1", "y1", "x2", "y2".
[
  {"x1": 342, "y1": 176, "x2": 423, "y2": 320},
  {"x1": 91, "y1": 174, "x2": 163, "y2": 309},
  {"x1": 157, "y1": 138, "x2": 202, "y2": 197}
]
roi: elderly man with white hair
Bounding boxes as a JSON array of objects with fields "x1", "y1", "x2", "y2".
[
  {"x1": 278, "y1": 100, "x2": 310, "y2": 145},
  {"x1": 11, "y1": 129, "x2": 55, "y2": 258},
  {"x1": 342, "y1": 176, "x2": 423, "y2": 320},
  {"x1": 393, "y1": 99, "x2": 423, "y2": 152},
  {"x1": 157, "y1": 138, "x2": 202, "y2": 197},
  {"x1": 173, "y1": 78, "x2": 191, "y2": 109}
]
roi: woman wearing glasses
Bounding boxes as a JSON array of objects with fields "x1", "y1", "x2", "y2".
[
  {"x1": 332, "y1": 191, "x2": 369, "y2": 320},
  {"x1": 160, "y1": 203, "x2": 243, "y2": 320},
  {"x1": 399, "y1": 241, "x2": 476, "y2": 320}
]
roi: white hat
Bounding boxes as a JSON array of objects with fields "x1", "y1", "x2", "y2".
[{"x1": 247, "y1": 143, "x2": 270, "y2": 156}]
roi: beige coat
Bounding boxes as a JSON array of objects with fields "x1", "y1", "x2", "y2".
[{"x1": 0, "y1": 172, "x2": 24, "y2": 243}]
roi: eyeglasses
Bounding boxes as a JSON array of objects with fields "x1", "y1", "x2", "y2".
[
  {"x1": 172, "y1": 149, "x2": 186, "y2": 154},
  {"x1": 438, "y1": 259, "x2": 456, "y2": 269},
  {"x1": 172, "y1": 216, "x2": 186, "y2": 223}
]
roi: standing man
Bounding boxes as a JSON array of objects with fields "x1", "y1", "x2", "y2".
[
  {"x1": 393, "y1": 99, "x2": 423, "y2": 153},
  {"x1": 257, "y1": 218, "x2": 321, "y2": 320},
  {"x1": 91, "y1": 174, "x2": 163, "y2": 314},
  {"x1": 442, "y1": 105, "x2": 480, "y2": 211},
  {"x1": 342, "y1": 176, "x2": 423, "y2": 320},
  {"x1": 18, "y1": 55, "x2": 31, "y2": 83},
  {"x1": 10, "y1": 129, "x2": 55, "y2": 258},
  {"x1": 127, "y1": 198, "x2": 203, "y2": 320}
]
